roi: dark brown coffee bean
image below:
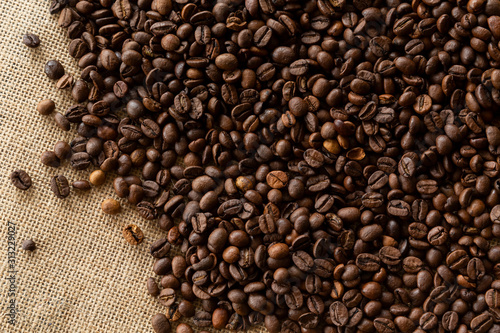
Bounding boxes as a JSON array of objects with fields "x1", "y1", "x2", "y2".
[
  {"x1": 292, "y1": 251, "x2": 314, "y2": 272},
  {"x1": 21, "y1": 239, "x2": 36, "y2": 251},
  {"x1": 150, "y1": 238, "x2": 171, "y2": 258},
  {"x1": 72, "y1": 180, "x2": 91, "y2": 190},
  {"x1": 23, "y1": 33, "x2": 40, "y2": 48},
  {"x1": 356, "y1": 253, "x2": 381, "y2": 272},
  {"x1": 490, "y1": 205, "x2": 500, "y2": 223},
  {"x1": 54, "y1": 112, "x2": 70, "y2": 131},
  {"x1": 45, "y1": 60, "x2": 65, "y2": 80},
  {"x1": 147, "y1": 277, "x2": 160, "y2": 297},
  {"x1": 10, "y1": 170, "x2": 32, "y2": 190},
  {"x1": 379, "y1": 246, "x2": 401, "y2": 265},
  {"x1": 290, "y1": 59, "x2": 309, "y2": 76},
  {"x1": 486, "y1": 289, "x2": 500, "y2": 308},
  {"x1": 470, "y1": 312, "x2": 493, "y2": 333},
  {"x1": 50, "y1": 175, "x2": 70, "y2": 199},
  {"x1": 329, "y1": 301, "x2": 348, "y2": 327},
  {"x1": 254, "y1": 26, "x2": 272, "y2": 47},
  {"x1": 137, "y1": 201, "x2": 157, "y2": 220},
  {"x1": 374, "y1": 317, "x2": 396, "y2": 333},
  {"x1": 56, "y1": 74, "x2": 73, "y2": 89},
  {"x1": 387, "y1": 200, "x2": 411, "y2": 217},
  {"x1": 368, "y1": 170, "x2": 388, "y2": 190},
  {"x1": 70, "y1": 152, "x2": 91, "y2": 170}
]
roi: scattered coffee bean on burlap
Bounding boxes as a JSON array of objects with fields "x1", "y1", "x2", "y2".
[{"x1": 22, "y1": 239, "x2": 36, "y2": 251}]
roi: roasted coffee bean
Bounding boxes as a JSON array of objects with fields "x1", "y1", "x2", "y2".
[
  {"x1": 21, "y1": 239, "x2": 36, "y2": 251},
  {"x1": 72, "y1": 180, "x2": 91, "y2": 190},
  {"x1": 470, "y1": 312, "x2": 493, "y2": 332},
  {"x1": 54, "y1": 141, "x2": 71, "y2": 160},
  {"x1": 379, "y1": 246, "x2": 401, "y2": 265},
  {"x1": 356, "y1": 253, "x2": 381, "y2": 272},
  {"x1": 292, "y1": 251, "x2": 314, "y2": 272},
  {"x1": 44, "y1": 60, "x2": 65, "y2": 80},
  {"x1": 374, "y1": 317, "x2": 396, "y2": 333},
  {"x1": 10, "y1": 170, "x2": 32, "y2": 190},
  {"x1": 50, "y1": 175, "x2": 70, "y2": 199},
  {"x1": 137, "y1": 201, "x2": 157, "y2": 220},
  {"x1": 102, "y1": 198, "x2": 120, "y2": 214},
  {"x1": 70, "y1": 152, "x2": 91, "y2": 170},
  {"x1": 147, "y1": 277, "x2": 160, "y2": 297},
  {"x1": 266, "y1": 171, "x2": 288, "y2": 189},
  {"x1": 442, "y1": 311, "x2": 459, "y2": 331},
  {"x1": 23, "y1": 33, "x2": 40, "y2": 48},
  {"x1": 56, "y1": 74, "x2": 73, "y2": 89},
  {"x1": 150, "y1": 238, "x2": 171, "y2": 259},
  {"x1": 151, "y1": 313, "x2": 170, "y2": 333},
  {"x1": 37, "y1": 99, "x2": 56, "y2": 115},
  {"x1": 89, "y1": 170, "x2": 105, "y2": 186},
  {"x1": 123, "y1": 224, "x2": 144, "y2": 245},
  {"x1": 486, "y1": 289, "x2": 500, "y2": 308},
  {"x1": 41, "y1": 151, "x2": 60, "y2": 167},
  {"x1": 54, "y1": 112, "x2": 70, "y2": 131},
  {"x1": 329, "y1": 301, "x2": 348, "y2": 327}
]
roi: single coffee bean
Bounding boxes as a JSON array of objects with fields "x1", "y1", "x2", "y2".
[
  {"x1": 37, "y1": 99, "x2": 55, "y2": 115},
  {"x1": 292, "y1": 251, "x2": 314, "y2": 272},
  {"x1": 147, "y1": 277, "x2": 160, "y2": 297},
  {"x1": 212, "y1": 308, "x2": 230, "y2": 329},
  {"x1": 89, "y1": 170, "x2": 106, "y2": 186},
  {"x1": 427, "y1": 226, "x2": 448, "y2": 246},
  {"x1": 266, "y1": 170, "x2": 288, "y2": 189},
  {"x1": 150, "y1": 238, "x2": 171, "y2": 258},
  {"x1": 123, "y1": 224, "x2": 144, "y2": 245},
  {"x1": 379, "y1": 246, "x2": 401, "y2": 265},
  {"x1": 268, "y1": 243, "x2": 289, "y2": 259},
  {"x1": 21, "y1": 239, "x2": 36, "y2": 251},
  {"x1": 442, "y1": 311, "x2": 459, "y2": 331},
  {"x1": 356, "y1": 253, "x2": 381, "y2": 272},
  {"x1": 70, "y1": 152, "x2": 91, "y2": 170},
  {"x1": 329, "y1": 301, "x2": 348, "y2": 327},
  {"x1": 56, "y1": 74, "x2": 73, "y2": 89},
  {"x1": 10, "y1": 170, "x2": 32, "y2": 190},
  {"x1": 54, "y1": 112, "x2": 70, "y2": 131},
  {"x1": 23, "y1": 33, "x2": 40, "y2": 48},
  {"x1": 102, "y1": 198, "x2": 120, "y2": 214},
  {"x1": 490, "y1": 205, "x2": 500, "y2": 223},
  {"x1": 50, "y1": 175, "x2": 70, "y2": 199},
  {"x1": 44, "y1": 60, "x2": 65, "y2": 80},
  {"x1": 158, "y1": 288, "x2": 176, "y2": 307},
  {"x1": 151, "y1": 313, "x2": 170, "y2": 333},
  {"x1": 72, "y1": 180, "x2": 91, "y2": 190},
  {"x1": 192, "y1": 311, "x2": 212, "y2": 327},
  {"x1": 54, "y1": 141, "x2": 71, "y2": 160},
  {"x1": 41, "y1": 151, "x2": 60, "y2": 167},
  {"x1": 373, "y1": 317, "x2": 396, "y2": 333}
]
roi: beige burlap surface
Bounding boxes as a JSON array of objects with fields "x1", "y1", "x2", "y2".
[{"x1": 0, "y1": 1, "x2": 262, "y2": 332}]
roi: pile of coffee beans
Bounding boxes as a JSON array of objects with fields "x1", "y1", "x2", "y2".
[{"x1": 37, "y1": 0, "x2": 500, "y2": 332}]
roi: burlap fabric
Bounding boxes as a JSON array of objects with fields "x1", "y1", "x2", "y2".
[{"x1": 0, "y1": 1, "x2": 261, "y2": 332}]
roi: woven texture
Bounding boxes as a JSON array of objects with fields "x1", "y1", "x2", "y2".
[{"x1": 0, "y1": 1, "x2": 250, "y2": 332}]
